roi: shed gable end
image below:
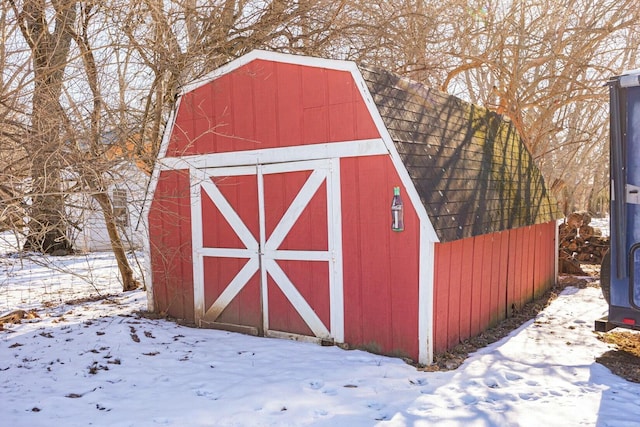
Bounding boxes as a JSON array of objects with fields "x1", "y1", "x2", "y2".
[{"x1": 166, "y1": 59, "x2": 379, "y2": 157}]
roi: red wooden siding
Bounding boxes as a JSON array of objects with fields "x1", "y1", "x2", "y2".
[
  {"x1": 341, "y1": 155, "x2": 420, "y2": 360},
  {"x1": 202, "y1": 175, "x2": 261, "y2": 329},
  {"x1": 432, "y1": 220, "x2": 556, "y2": 353},
  {"x1": 148, "y1": 170, "x2": 194, "y2": 320},
  {"x1": 166, "y1": 60, "x2": 379, "y2": 157},
  {"x1": 262, "y1": 170, "x2": 331, "y2": 336}
]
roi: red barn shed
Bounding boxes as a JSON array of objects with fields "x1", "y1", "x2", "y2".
[{"x1": 145, "y1": 50, "x2": 560, "y2": 365}]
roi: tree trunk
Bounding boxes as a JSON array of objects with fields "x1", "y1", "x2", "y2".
[
  {"x1": 93, "y1": 192, "x2": 140, "y2": 292},
  {"x1": 12, "y1": 0, "x2": 77, "y2": 254}
]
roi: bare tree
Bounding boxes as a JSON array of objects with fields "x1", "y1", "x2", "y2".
[
  {"x1": 8, "y1": 0, "x2": 77, "y2": 253},
  {"x1": 432, "y1": 0, "x2": 640, "y2": 212}
]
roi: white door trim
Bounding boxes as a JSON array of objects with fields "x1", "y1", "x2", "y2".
[{"x1": 191, "y1": 159, "x2": 344, "y2": 342}]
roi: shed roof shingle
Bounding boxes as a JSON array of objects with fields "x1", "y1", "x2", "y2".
[{"x1": 361, "y1": 66, "x2": 561, "y2": 242}]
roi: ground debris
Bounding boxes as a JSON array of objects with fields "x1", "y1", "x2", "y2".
[
  {"x1": 596, "y1": 331, "x2": 640, "y2": 383},
  {"x1": 0, "y1": 309, "x2": 39, "y2": 327}
]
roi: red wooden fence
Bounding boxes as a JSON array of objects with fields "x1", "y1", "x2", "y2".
[{"x1": 433, "y1": 221, "x2": 556, "y2": 353}]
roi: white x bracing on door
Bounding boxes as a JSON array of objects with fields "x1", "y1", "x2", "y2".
[{"x1": 190, "y1": 159, "x2": 344, "y2": 343}]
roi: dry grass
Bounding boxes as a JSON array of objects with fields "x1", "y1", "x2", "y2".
[{"x1": 596, "y1": 331, "x2": 640, "y2": 383}]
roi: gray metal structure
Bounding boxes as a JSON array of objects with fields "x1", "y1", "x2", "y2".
[{"x1": 596, "y1": 70, "x2": 640, "y2": 332}]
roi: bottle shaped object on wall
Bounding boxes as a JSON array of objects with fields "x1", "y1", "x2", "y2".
[{"x1": 391, "y1": 186, "x2": 404, "y2": 232}]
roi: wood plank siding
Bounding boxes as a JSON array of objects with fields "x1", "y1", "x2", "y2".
[{"x1": 432, "y1": 220, "x2": 557, "y2": 353}]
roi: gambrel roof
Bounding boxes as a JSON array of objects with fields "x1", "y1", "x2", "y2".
[{"x1": 360, "y1": 66, "x2": 561, "y2": 242}]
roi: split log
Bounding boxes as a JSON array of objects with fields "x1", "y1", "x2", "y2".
[
  {"x1": 558, "y1": 212, "x2": 610, "y2": 269},
  {"x1": 579, "y1": 225, "x2": 594, "y2": 240}
]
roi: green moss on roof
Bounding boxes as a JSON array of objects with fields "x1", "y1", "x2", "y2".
[{"x1": 360, "y1": 66, "x2": 561, "y2": 242}]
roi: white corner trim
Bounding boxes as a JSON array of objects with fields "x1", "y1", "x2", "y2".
[
  {"x1": 328, "y1": 157, "x2": 344, "y2": 343},
  {"x1": 418, "y1": 229, "x2": 435, "y2": 365},
  {"x1": 141, "y1": 218, "x2": 154, "y2": 312},
  {"x1": 190, "y1": 167, "x2": 206, "y2": 325}
]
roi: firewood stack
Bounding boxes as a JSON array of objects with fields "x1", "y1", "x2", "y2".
[{"x1": 558, "y1": 211, "x2": 610, "y2": 274}]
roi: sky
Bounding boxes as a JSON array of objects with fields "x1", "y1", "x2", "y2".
[{"x1": 1, "y1": 229, "x2": 640, "y2": 427}]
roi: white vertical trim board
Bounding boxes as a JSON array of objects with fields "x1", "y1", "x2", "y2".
[
  {"x1": 257, "y1": 164, "x2": 269, "y2": 333},
  {"x1": 328, "y1": 158, "x2": 345, "y2": 343},
  {"x1": 190, "y1": 167, "x2": 206, "y2": 325},
  {"x1": 418, "y1": 228, "x2": 436, "y2": 365},
  {"x1": 141, "y1": 217, "x2": 154, "y2": 312}
]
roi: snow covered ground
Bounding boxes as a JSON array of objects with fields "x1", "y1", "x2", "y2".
[{"x1": 1, "y1": 231, "x2": 639, "y2": 427}]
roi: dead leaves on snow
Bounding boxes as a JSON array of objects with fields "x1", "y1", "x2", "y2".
[
  {"x1": 596, "y1": 331, "x2": 640, "y2": 383},
  {"x1": 0, "y1": 309, "x2": 39, "y2": 330}
]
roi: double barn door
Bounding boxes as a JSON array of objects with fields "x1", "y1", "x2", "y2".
[{"x1": 191, "y1": 159, "x2": 343, "y2": 343}]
